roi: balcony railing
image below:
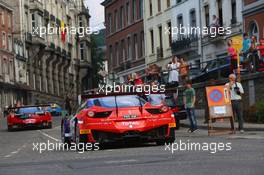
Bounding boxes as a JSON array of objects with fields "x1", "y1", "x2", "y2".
[{"x1": 171, "y1": 35, "x2": 198, "y2": 54}]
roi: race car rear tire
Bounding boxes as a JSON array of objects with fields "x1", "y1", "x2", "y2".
[
  {"x1": 156, "y1": 128, "x2": 175, "y2": 145},
  {"x1": 7, "y1": 125, "x2": 13, "y2": 132},
  {"x1": 175, "y1": 118, "x2": 180, "y2": 130},
  {"x1": 47, "y1": 122, "x2": 52, "y2": 129}
]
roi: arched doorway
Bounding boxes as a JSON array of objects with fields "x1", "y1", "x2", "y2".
[{"x1": 249, "y1": 21, "x2": 259, "y2": 41}]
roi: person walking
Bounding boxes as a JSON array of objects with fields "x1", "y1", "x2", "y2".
[
  {"x1": 225, "y1": 74, "x2": 244, "y2": 133},
  {"x1": 183, "y1": 80, "x2": 197, "y2": 132},
  {"x1": 167, "y1": 56, "x2": 180, "y2": 88}
]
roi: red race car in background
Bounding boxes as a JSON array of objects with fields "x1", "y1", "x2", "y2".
[
  {"x1": 6, "y1": 105, "x2": 52, "y2": 131},
  {"x1": 61, "y1": 93, "x2": 176, "y2": 148}
]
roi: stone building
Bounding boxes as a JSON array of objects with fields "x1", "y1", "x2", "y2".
[
  {"x1": 0, "y1": 0, "x2": 16, "y2": 113},
  {"x1": 2, "y1": 0, "x2": 92, "y2": 108},
  {"x1": 102, "y1": 0, "x2": 145, "y2": 83}
]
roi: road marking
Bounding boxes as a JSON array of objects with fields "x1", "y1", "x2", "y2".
[
  {"x1": 3, "y1": 144, "x2": 26, "y2": 158},
  {"x1": 38, "y1": 130, "x2": 60, "y2": 142},
  {"x1": 105, "y1": 159, "x2": 137, "y2": 164}
]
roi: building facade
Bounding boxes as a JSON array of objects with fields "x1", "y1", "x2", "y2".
[
  {"x1": 0, "y1": 0, "x2": 16, "y2": 113},
  {"x1": 2, "y1": 0, "x2": 92, "y2": 108},
  {"x1": 201, "y1": 0, "x2": 243, "y2": 63},
  {"x1": 243, "y1": 0, "x2": 264, "y2": 40},
  {"x1": 144, "y1": 0, "x2": 202, "y2": 69},
  {"x1": 102, "y1": 0, "x2": 145, "y2": 83}
]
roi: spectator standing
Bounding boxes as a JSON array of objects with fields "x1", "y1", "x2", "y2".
[
  {"x1": 225, "y1": 74, "x2": 244, "y2": 133},
  {"x1": 179, "y1": 57, "x2": 189, "y2": 84},
  {"x1": 211, "y1": 15, "x2": 219, "y2": 27},
  {"x1": 132, "y1": 73, "x2": 144, "y2": 85},
  {"x1": 167, "y1": 56, "x2": 180, "y2": 87},
  {"x1": 183, "y1": 80, "x2": 197, "y2": 132},
  {"x1": 241, "y1": 33, "x2": 252, "y2": 71},
  {"x1": 227, "y1": 39, "x2": 238, "y2": 74},
  {"x1": 257, "y1": 39, "x2": 264, "y2": 62}
]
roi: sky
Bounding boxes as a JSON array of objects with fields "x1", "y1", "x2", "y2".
[{"x1": 85, "y1": 0, "x2": 105, "y2": 29}]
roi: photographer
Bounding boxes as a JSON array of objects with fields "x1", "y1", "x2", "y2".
[{"x1": 225, "y1": 74, "x2": 244, "y2": 133}]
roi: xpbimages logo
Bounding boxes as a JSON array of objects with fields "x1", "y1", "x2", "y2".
[
  {"x1": 98, "y1": 83, "x2": 166, "y2": 95},
  {"x1": 32, "y1": 25, "x2": 100, "y2": 38}
]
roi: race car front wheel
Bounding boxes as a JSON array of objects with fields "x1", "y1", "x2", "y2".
[{"x1": 7, "y1": 125, "x2": 13, "y2": 132}]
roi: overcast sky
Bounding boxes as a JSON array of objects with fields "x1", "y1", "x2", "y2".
[{"x1": 85, "y1": 0, "x2": 105, "y2": 29}]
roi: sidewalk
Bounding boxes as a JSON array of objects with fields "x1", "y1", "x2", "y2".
[{"x1": 181, "y1": 117, "x2": 264, "y2": 132}]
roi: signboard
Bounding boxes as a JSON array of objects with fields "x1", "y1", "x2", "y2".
[
  {"x1": 231, "y1": 34, "x2": 243, "y2": 64},
  {"x1": 206, "y1": 85, "x2": 235, "y2": 135}
]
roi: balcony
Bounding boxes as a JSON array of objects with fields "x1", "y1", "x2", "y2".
[
  {"x1": 32, "y1": 34, "x2": 46, "y2": 47},
  {"x1": 16, "y1": 54, "x2": 27, "y2": 62},
  {"x1": 171, "y1": 35, "x2": 198, "y2": 55},
  {"x1": 29, "y1": 0, "x2": 44, "y2": 12},
  {"x1": 156, "y1": 47, "x2": 164, "y2": 60}
]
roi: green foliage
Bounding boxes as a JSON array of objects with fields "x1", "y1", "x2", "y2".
[{"x1": 256, "y1": 101, "x2": 264, "y2": 124}]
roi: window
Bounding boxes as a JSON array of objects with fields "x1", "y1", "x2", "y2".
[
  {"x1": 8, "y1": 15, "x2": 11, "y2": 29},
  {"x1": 8, "y1": 35, "x2": 12, "y2": 52},
  {"x1": 176, "y1": 0, "x2": 182, "y2": 4},
  {"x1": 114, "y1": 10, "x2": 118, "y2": 31},
  {"x1": 120, "y1": 6, "x2": 124, "y2": 28},
  {"x1": 157, "y1": 0, "x2": 161, "y2": 12},
  {"x1": 158, "y1": 26, "x2": 163, "y2": 49},
  {"x1": 80, "y1": 43, "x2": 84, "y2": 60},
  {"x1": 249, "y1": 22, "x2": 259, "y2": 40},
  {"x1": 109, "y1": 45, "x2": 113, "y2": 66},
  {"x1": 108, "y1": 13, "x2": 112, "y2": 34},
  {"x1": 127, "y1": 37, "x2": 131, "y2": 60},
  {"x1": 115, "y1": 42, "x2": 119, "y2": 66},
  {"x1": 134, "y1": 34, "x2": 138, "y2": 59},
  {"x1": 204, "y1": 5, "x2": 209, "y2": 27},
  {"x1": 139, "y1": 0, "x2": 143, "y2": 19},
  {"x1": 167, "y1": 0, "x2": 170, "y2": 8},
  {"x1": 32, "y1": 13, "x2": 36, "y2": 31},
  {"x1": 140, "y1": 31, "x2": 144, "y2": 57},
  {"x1": 217, "y1": 0, "x2": 223, "y2": 26},
  {"x1": 150, "y1": 30, "x2": 154, "y2": 54},
  {"x1": 167, "y1": 22, "x2": 172, "y2": 47},
  {"x1": 2, "y1": 32, "x2": 6, "y2": 49},
  {"x1": 126, "y1": 2, "x2": 130, "y2": 25},
  {"x1": 1, "y1": 11, "x2": 5, "y2": 25},
  {"x1": 231, "y1": 0, "x2": 237, "y2": 24},
  {"x1": 190, "y1": 10, "x2": 196, "y2": 27},
  {"x1": 149, "y1": 0, "x2": 153, "y2": 16},
  {"x1": 177, "y1": 15, "x2": 183, "y2": 38},
  {"x1": 121, "y1": 39, "x2": 125, "y2": 62},
  {"x1": 132, "y1": 0, "x2": 137, "y2": 21}
]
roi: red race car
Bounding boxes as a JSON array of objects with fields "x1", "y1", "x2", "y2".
[
  {"x1": 6, "y1": 105, "x2": 52, "y2": 131},
  {"x1": 61, "y1": 93, "x2": 176, "y2": 148}
]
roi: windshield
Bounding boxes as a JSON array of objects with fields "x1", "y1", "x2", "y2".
[
  {"x1": 16, "y1": 107, "x2": 42, "y2": 114},
  {"x1": 87, "y1": 95, "x2": 146, "y2": 108},
  {"x1": 147, "y1": 94, "x2": 166, "y2": 106}
]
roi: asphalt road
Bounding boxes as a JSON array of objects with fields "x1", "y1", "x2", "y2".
[{"x1": 0, "y1": 117, "x2": 263, "y2": 175}]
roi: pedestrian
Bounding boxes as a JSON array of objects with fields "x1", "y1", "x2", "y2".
[
  {"x1": 227, "y1": 39, "x2": 238, "y2": 74},
  {"x1": 167, "y1": 56, "x2": 180, "y2": 88},
  {"x1": 225, "y1": 74, "x2": 244, "y2": 133},
  {"x1": 183, "y1": 80, "x2": 197, "y2": 132},
  {"x1": 179, "y1": 57, "x2": 189, "y2": 84},
  {"x1": 65, "y1": 95, "x2": 72, "y2": 115}
]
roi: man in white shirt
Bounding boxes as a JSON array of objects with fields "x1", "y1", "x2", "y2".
[{"x1": 225, "y1": 74, "x2": 244, "y2": 133}]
